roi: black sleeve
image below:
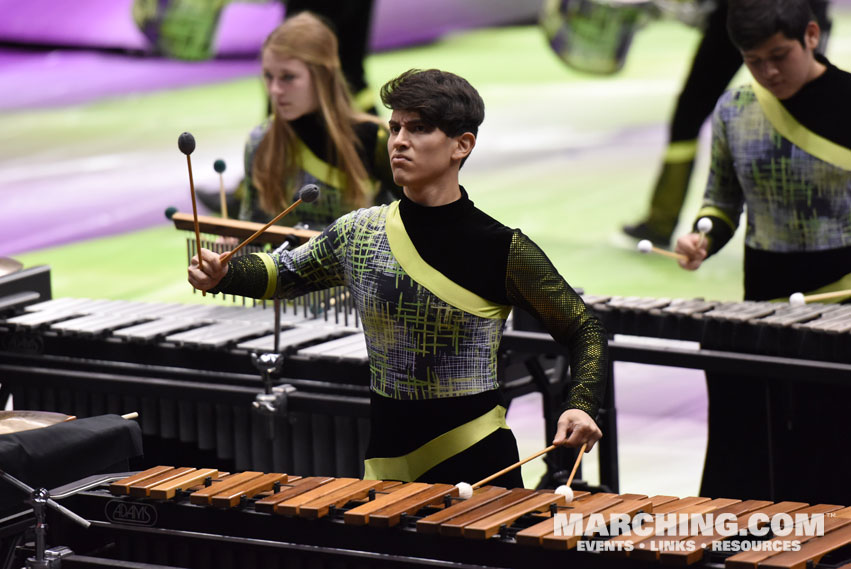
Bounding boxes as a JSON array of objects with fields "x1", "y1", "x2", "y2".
[{"x1": 505, "y1": 231, "x2": 608, "y2": 418}]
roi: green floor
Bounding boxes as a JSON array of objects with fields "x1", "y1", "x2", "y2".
[{"x1": 12, "y1": 12, "x2": 851, "y2": 305}]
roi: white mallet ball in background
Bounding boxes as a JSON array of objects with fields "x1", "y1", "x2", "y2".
[
  {"x1": 637, "y1": 239, "x2": 653, "y2": 254},
  {"x1": 554, "y1": 485, "x2": 574, "y2": 503},
  {"x1": 789, "y1": 292, "x2": 806, "y2": 306},
  {"x1": 455, "y1": 482, "x2": 473, "y2": 500},
  {"x1": 697, "y1": 217, "x2": 713, "y2": 234}
]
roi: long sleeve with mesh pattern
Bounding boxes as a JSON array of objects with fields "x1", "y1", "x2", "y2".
[{"x1": 505, "y1": 231, "x2": 608, "y2": 419}]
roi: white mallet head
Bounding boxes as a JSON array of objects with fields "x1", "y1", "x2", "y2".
[
  {"x1": 455, "y1": 481, "x2": 473, "y2": 500},
  {"x1": 637, "y1": 239, "x2": 653, "y2": 254},
  {"x1": 554, "y1": 485, "x2": 575, "y2": 503},
  {"x1": 697, "y1": 217, "x2": 713, "y2": 234},
  {"x1": 789, "y1": 292, "x2": 806, "y2": 306}
]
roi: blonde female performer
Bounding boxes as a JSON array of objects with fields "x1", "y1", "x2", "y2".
[{"x1": 240, "y1": 12, "x2": 399, "y2": 229}]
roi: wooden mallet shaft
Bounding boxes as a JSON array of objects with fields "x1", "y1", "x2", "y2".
[
  {"x1": 219, "y1": 184, "x2": 319, "y2": 264},
  {"x1": 801, "y1": 289, "x2": 851, "y2": 303},
  {"x1": 565, "y1": 443, "x2": 588, "y2": 487},
  {"x1": 179, "y1": 132, "x2": 205, "y2": 296},
  {"x1": 214, "y1": 159, "x2": 228, "y2": 218},
  {"x1": 638, "y1": 239, "x2": 688, "y2": 262},
  {"x1": 220, "y1": 198, "x2": 303, "y2": 263},
  {"x1": 652, "y1": 246, "x2": 688, "y2": 262},
  {"x1": 472, "y1": 444, "x2": 557, "y2": 489}
]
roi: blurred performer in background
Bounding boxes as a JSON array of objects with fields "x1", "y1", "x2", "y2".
[
  {"x1": 285, "y1": 0, "x2": 377, "y2": 114},
  {"x1": 675, "y1": 0, "x2": 851, "y2": 502},
  {"x1": 238, "y1": 12, "x2": 398, "y2": 229},
  {"x1": 133, "y1": 0, "x2": 383, "y2": 217},
  {"x1": 189, "y1": 69, "x2": 608, "y2": 488},
  {"x1": 621, "y1": 0, "x2": 831, "y2": 247}
]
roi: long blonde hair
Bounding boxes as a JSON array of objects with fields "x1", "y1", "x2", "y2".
[{"x1": 252, "y1": 12, "x2": 378, "y2": 215}]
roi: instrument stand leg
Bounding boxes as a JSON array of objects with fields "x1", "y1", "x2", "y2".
[
  {"x1": 252, "y1": 350, "x2": 295, "y2": 441},
  {"x1": 597, "y1": 358, "x2": 619, "y2": 493},
  {"x1": 764, "y1": 381, "x2": 776, "y2": 500},
  {"x1": 0, "y1": 471, "x2": 87, "y2": 569},
  {"x1": 252, "y1": 352, "x2": 285, "y2": 396}
]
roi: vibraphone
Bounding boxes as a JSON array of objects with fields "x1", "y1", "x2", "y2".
[
  {"x1": 0, "y1": 297, "x2": 559, "y2": 480},
  {"x1": 581, "y1": 295, "x2": 851, "y2": 369},
  {"x1": 504, "y1": 294, "x2": 851, "y2": 496},
  {"x1": 0, "y1": 294, "x2": 375, "y2": 476},
  {"x1": 28, "y1": 467, "x2": 851, "y2": 569}
]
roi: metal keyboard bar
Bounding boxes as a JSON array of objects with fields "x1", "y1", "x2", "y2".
[
  {"x1": 165, "y1": 321, "x2": 276, "y2": 348},
  {"x1": 297, "y1": 334, "x2": 366, "y2": 356},
  {"x1": 235, "y1": 326, "x2": 352, "y2": 352}
]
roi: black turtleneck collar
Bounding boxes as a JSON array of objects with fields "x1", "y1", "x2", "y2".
[
  {"x1": 289, "y1": 111, "x2": 383, "y2": 182},
  {"x1": 290, "y1": 112, "x2": 328, "y2": 160},
  {"x1": 396, "y1": 186, "x2": 514, "y2": 305},
  {"x1": 780, "y1": 54, "x2": 851, "y2": 148},
  {"x1": 398, "y1": 186, "x2": 474, "y2": 222}
]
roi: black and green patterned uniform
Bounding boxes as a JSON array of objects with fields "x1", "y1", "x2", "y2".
[
  {"x1": 216, "y1": 189, "x2": 608, "y2": 486},
  {"x1": 697, "y1": 56, "x2": 851, "y2": 300},
  {"x1": 694, "y1": 57, "x2": 851, "y2": 503},
  {"x1": 240, "y1": 113, "x2": 398, "y2": 229}
]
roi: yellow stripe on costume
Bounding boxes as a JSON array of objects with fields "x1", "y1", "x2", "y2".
[
  {"x1": 353, "y1": 87, "x2": 376, "y2": 112},
  {"x1": 696, "y1": 206, "x2": 737, "y2": 234},
  {"x1": 664, "y1": 140, "x2": 698, "y2": 163},
  {"x1": 752, "y1": 81, "x2": 851, "y2": 171},
  {"x1": 297, "y1": 138, "x2": 347, "y2": 188},
  {"x1": 385, "y1": 201, "x2": 511, "y2": 320},
  {"x1": 363, "y1": 405, "x2": 510, "y2": 482},
  {"x1": 252, "y1": 252, "x2": 278, "y2": 300}
]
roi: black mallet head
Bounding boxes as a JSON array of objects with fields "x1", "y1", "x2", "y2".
[
  {"x1": 178, "y1": 132, "x2": 196, "y2": 155},
  {"x1": 213, "y1": 159, "x2": 226, "y2": 173},
  {"x1": 299, "y1": 184, "x2": 320, "y2": 204}
]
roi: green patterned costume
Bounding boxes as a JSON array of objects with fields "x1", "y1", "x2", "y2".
[
  {"x1": 215, "y1": 192, "x2": 607, "y2": 485},
  {"x1": 699, "y1": 82, "x2": 851, "y2": 255},
  {"x1": 694, "y1": 60, "x2": 851, "y2": 503}
]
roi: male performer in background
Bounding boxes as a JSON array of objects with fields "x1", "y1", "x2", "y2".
[
  {"x1": 189, "y1": 68, "x2": 608, "y2": 488},
  {"x1": 675, "y1": 0, "x2": 851, "y2": 502}
]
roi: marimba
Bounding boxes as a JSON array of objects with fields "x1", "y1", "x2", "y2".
[{"x1": 32, "y1": 468, "x2": 851, "y2": 569}]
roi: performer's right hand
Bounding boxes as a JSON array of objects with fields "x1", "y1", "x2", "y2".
[
  {"x1": 675, "y1": 233, "x2": 707, "y2": 271},
  {"x1": 188, "y1": 248, "x2": 229, "y2": 291}
]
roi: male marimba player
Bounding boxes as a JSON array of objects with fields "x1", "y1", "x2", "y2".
[
  {"x1": 189, "y1": 69, "x2": 608, "y2": 488},
  {"x1": 675, "y1": 0, "x2": 851, "y2": 502}
]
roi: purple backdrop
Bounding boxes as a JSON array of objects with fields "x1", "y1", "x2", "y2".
[
  {"x1": 0, "y1": 1, "x2": 539, "y2": 256},
  {"x1": 0, "y1": 0, "x2": 538, "y2": 54}
]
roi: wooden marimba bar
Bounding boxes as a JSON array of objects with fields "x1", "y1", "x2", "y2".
[{"x1": 45, "y1": 467, "x2": 851, "y2": 569}]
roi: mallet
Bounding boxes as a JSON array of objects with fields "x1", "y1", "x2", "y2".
[{"x1": 220, "y1": 184, "x2": 320, "y2": 263}]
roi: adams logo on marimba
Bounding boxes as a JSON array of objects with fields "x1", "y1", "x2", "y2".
[{"x1": 105, "y1": 499, "x2": 157, "y2": 526}]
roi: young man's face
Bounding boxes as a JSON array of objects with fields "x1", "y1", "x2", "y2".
[
  {"x1": 741, "y1": 22, "x2": 822, "y2": 100},
  {"x1": 262, "y1": 51, "x2": 319, "y2": 121},
  {"x1": 387, "y1": 110, "x2": 467, "y2": 190}
]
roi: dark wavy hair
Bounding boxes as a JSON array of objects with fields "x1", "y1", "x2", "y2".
[
  {"x1": 727, "y1": 0, "x2": 816, "y2": 50},
  {"x1": 379, "y1": 69, "x2": 485, "y2": 138}
]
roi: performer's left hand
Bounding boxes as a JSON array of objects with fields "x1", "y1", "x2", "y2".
[{"x1": 553, "y1": 409, "x2": 602, "y2": 451}]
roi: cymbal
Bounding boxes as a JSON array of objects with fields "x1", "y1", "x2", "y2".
[
  {"x1": 0, "y1": 257, "x2": 23, "y2": 276},
  {"x1": 0, "y1": 410, "x2": 75, "y2": 435}
]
